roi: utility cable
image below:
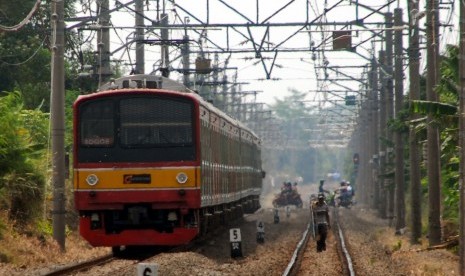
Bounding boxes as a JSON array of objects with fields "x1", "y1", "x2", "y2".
[
  {"x1": 0, "y1": 0, "x2": 42, "y2": 32},
  {"x1": 0, "y1": 37, "x2": 46, "y2": 66}
]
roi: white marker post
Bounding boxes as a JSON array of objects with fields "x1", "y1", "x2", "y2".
[
  {"x1": 229, "y1": 228, "x2": 243, "y2": 258},
  {"x1": 137, "y1": 263, "x2": 158, "y2": 276},
  {"x1": 256, "y1": 221, "x2": 265, "y2": 243}
]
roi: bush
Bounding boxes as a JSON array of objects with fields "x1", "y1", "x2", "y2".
[{"x1": 0, "y1": 92, "x2": 48, "y2": 223}]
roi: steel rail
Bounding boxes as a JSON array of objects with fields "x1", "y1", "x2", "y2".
[
  {"x1": 281, "y1": 207, "x2": 357, "y2": 276},
  {"x1": 281, "y1": 221, "x2": 312, "y2": 276},
  {"x1": 338, "y1": 224, "x2": 355, "y2": 276},
  {"x1": 334, "y1": 209, "x2": 356, "y2": 276},
  {"x1": 42, "y1": 254, "x2": 115, "y2": 276}
]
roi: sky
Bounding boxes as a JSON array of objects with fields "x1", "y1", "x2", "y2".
[{"x1": 71, "y1": 0, "x2": 459, "y2": 107}]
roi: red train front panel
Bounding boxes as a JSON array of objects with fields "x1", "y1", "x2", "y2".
[{"x1": 73, "y1": 90, "x2": 202, "y2": 247}]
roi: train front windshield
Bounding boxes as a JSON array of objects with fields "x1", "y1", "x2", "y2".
[{"x1": 77, "y1": 95, "x2": 196, "y2": 163}]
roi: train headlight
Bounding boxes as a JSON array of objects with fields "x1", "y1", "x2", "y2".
[
  {"x1": 167, "y1": 211, "x2": 178, "y2": 221},
  {"x1": 90, "y1": 213, "x2": 101, "y2": 229},
  {"x1": 176, "y1": 172, "x2": 188, "y2": 184},
  {"x1": 86, "y1": 174, "x2": 99, "y2": 186}
]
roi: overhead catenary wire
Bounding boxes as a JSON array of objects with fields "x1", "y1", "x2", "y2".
[{"x1": 69, "y1": 0, "x2": 457, "y2": 119}]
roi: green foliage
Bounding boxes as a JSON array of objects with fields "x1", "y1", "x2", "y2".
[
  {"x1": 2, "y1": 172, "x2": 45, "y2": 222},
  {"x1": 33, "y1": 218, "x2": 72, "y2": 238},
  {"x1": 442, "y1": 159, "x2": 459, "y2": 221},
  {"x1": 0, "y1": 92, "x2": 48, "y2": 223},
  {"x1": 36, "y1": 219, "x2": 53, "y2": 236},
  {"x1": 410, "y1": 44, "x2": 461, "y2": 225},
  {"x1": 410, "y1": 100, "x2": 457, "y2": 117},
  {"x1": 438, "y1": 45, "x2": 459, "y2": 97},
  {"x1": 0, "y1": 219, "x2": 5, "y2": 240},
  {"x1": 433, "y1": 44, "x2": 461, "y2": 223},
  {"x1": 392, "y1": 240, "x2": 402, "y2": 252},
  {"x1": 388, "y1": 109, "x2": 410, "y2": 133},
  {"x1": 65, "y1": 89, "x2": 81, "y2": 146},
  {"x1": 0, "y1": 20, "x2": 52, "y2": 110},
  {"x1": 0, "y1": 92, "x2": 27, "y2": 175},
  {"x1": 0, "y1": 0, "x2": 79, "y2": 111},
  {"x1": 0, "y1": 0, "x2": 109, "y2": 230}
]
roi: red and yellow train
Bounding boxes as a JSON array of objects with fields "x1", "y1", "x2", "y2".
[{"x1": 73, "y1": 75, "x2": 263, "y2": 253}]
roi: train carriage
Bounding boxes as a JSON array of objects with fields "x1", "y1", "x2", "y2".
[{"x1": 73, "y1": 75, "x2": 263, "y2": 251}]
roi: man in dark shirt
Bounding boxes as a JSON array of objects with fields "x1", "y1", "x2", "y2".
[{"x1": 312, "y1": 193, "x2": 331, "y2": 252}]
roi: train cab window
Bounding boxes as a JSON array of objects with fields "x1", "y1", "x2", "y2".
[
  {"x1": 119, "y1": 97, "x2": 194, "y2": 147},
  {"x1": 77, "y1": 95, "x2": 196, "y2": 163},
  {"x1": 170, "y1": 126, "x2": 192, "y2": 143},
  {"x1": 80, "y1": 100, "x2": 115, "y2": 147},
  {"x1": 120, "y1": 125, "x2": 192, "y2": 146}
]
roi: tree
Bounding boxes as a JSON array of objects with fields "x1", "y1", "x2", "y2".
[
  {"x1": 0, "y1": 1, "x2": 81, "y2": 227},
  {"x1": 0, "y1": 0, "x2": 78, "y2": 110},
  {"x1": 409, "y1": 43, "x2": 461, "y2": 246},
  {"x1": 266, "y1": 89, "x2": 347, "y2": 183}
]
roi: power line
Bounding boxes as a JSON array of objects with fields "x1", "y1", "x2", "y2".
[
  {"x1": 0, "y1": 0, "x2": 42, "y2": 32},
  {"x1": 0, "y1": 37, "x2": 46, "y2": 66}
]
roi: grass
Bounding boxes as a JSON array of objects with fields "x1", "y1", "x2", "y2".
[
  {"x1": 0, "y1": 212, "x2": 109, "y2": 270},
  {"x1": 392, "y1": 239, "x2": 402, "y2": 252}
]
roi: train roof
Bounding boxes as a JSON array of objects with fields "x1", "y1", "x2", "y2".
[
  {"x1": 88, "y1": 74, "x2": 261, "y2": 144},
  {"x1": 98, "y1": 74, "x2": 191, "y2": 93}
]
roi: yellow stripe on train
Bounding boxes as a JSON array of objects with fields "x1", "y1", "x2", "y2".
[{"x1": 74, "y1": 167, "x2": 199, "y2": 190}]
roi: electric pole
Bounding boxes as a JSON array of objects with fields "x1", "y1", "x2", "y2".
[
  {"x1": 182, "y1": 34, "x2": 190, "y2": 86},
  {"x1": 51, "y1": 0, "x2": 66, "y2": 251},
  {"x1": 385, "y1": 11, "x2": 395, "y2": 224},
  {"x1": 370, "y1": 54, "x2": 379, "y2": 209},
  {"x1": 160, "y1": 13, "x2": 170, "y2": 77},
  {"x1": 408, "y1": 0, "x2": 422, "y2": 244},
  {"x1": 135, "y1": 0, "x2": 145, "y2": 74},
  {"x1": 409, "y1": 0, "x2": 422, "y2": 244},
  {"x1": 378, "y1": 50, "x2": 387, "y2": 218},
  {"x1": 394, "y1": 7, "x2": 405, "y2": 234},
  {"x1": 97, "y1": 0, "x2": 111, "y2": 85},
  {"x1": 221, "y1": 57, "x2": 229, "y2": 112},
  {"x1": 359, "y1": 87, "x2": 370, "y2": 204},
  {"x1": 426, "y1": 0, "x2": 442, "y2": 246}
]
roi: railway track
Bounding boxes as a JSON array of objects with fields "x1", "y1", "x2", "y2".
[
  {"x1": 41, "y1": 211, "x2": 257, "y2": 276},
  {"x1": 43, "y1": 254, "x2": 115, "y2": 276},
  {"x1": 334, "y1": 209, "x2": 356, "y2": 276},
  {"x1": 42, "y1": 243, "x2": 203, "y2": 275},
  {"x1": 24, "y1": 201, "x2": 458, "y2": 276},
  {"x1": 42, "y1": 206, "x2": 355, "y2": 276},
  {"x1": 282, "y1": 206, "x2": 356, "y2": 276}
]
